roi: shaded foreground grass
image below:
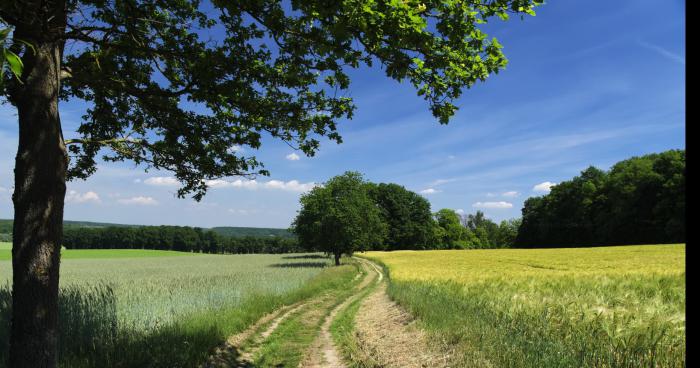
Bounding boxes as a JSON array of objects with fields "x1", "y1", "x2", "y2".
[
  {"x1": 0, "y1": 252, "x2": 347, "y2": 367},
  {"x1": 365, "y1": 245, "x2": 685, "y2": 367}
]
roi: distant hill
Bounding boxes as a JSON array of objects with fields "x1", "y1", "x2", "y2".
[
  {"x1": 0, "y1": 219, "x2": 293, "y2": 238},
  {"x1": 0, "y1": 219, "x2": 135, "y2": 234}
]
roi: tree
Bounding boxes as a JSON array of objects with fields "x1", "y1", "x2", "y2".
[
  {"x1": 495, "y1": 218, "x2": 520, "y2": 247},
  {"x1": 292, "y1": 172, "x2": 386, "y2": 265},
  {"x1": 514, "y1": 150, "x2": 685, "y2": 248},
  {"x1": 0, "y1": 1, "x2": 541, "y2": 365},
  {"x1": 368, "y1": 183, "x2": 434, "y2": 250},
  {"x1": 434, "y1": 209, "x2": 464, "y2": 247}
]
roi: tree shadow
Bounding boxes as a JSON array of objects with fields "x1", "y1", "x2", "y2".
[
  {"x1": 280, "y1": 254, "x2": 328, "y2": 260},
  {"x1": 0, "y1": 284, "x2": 258, "y2": 368},
  {"x1": 268, "y1": 262, "x2": 328, "y2": 268}
]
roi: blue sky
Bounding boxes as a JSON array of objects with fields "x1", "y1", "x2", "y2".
[{"x1": 0, "y1": 0, "x2": 685, "y2": 228}]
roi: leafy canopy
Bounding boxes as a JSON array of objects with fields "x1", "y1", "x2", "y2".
[
  {"x1": 2, "y1": 0, "x2": 541, "y2": 199},
  {"x1": 367, "y1": 182, "x2": 434, "y2": 250},
  {"x1": 292, "y1": 171, "x2": 386, "y2": 260}
]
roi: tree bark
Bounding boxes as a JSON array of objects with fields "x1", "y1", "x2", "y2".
[
  {"x1": 9, "y1": 10, "x2": 68, "y2": 367},
  {"x1": 334, "y1": 252, "x2": 341, "y2": 266}
]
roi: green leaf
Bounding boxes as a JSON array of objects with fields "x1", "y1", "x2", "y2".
[
  {"x1": 0, "y1": 28, "x2": 10, "y2": 42},
  {"x1": 3, "y1": 49, "x2": 23, "y2": 78}
]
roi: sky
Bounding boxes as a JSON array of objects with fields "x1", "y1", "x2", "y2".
[{"x1": 0, "y1": 0, "x2": 685, "y2": 228}]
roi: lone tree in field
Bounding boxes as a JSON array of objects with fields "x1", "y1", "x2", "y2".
[
  {"x1": 0, "y1": 0, "x2": 541, "y2": 365},
  {"x1": 292, "y1": 172, "x2": 386, "y2": 265}
]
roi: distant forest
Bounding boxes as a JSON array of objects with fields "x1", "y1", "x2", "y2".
[
  {"x1": 0, "y1": 220, "x2": 295, "y2": 251},
  {"x1": 514, "y1": 149, "x2": 685, "y2": 248}
]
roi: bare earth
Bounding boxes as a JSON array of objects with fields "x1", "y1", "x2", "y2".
[{"x1": 353, "y1": 281, "x2": 453, "y2": 368}]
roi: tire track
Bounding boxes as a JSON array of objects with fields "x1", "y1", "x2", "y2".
[
  {"x1": 202, "y1": 300, "x2": 308, "y2": 368},
  {"x1": 300, "y1": 258, "x2": 382, "y2": 368}
]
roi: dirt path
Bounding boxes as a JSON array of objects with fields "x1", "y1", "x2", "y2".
[
  {"x1": 352, "y1": 272, "x2": 453, "y2": 368},
  {"x1": 203, "y1": 257, "x2": 443, "y2": 368},
  {"x1": 299, "y1": 258, "x2": 381, "y2": 368}
]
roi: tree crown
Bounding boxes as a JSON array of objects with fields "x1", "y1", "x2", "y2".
[{"x1": 2, "y1": 0, "x2": 540, "y2": 199}]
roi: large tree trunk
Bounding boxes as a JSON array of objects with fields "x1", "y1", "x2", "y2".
[{"x1": 9, "y1": 15, "x2": 68, "y2": 368}]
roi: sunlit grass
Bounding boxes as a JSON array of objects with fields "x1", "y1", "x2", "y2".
[
  {"x1": 364, "y1": 244, "x2": 685, "y2": 367},
  {"x1": 0, "y1": 242, "x2": 193, "y2": 261},
  {"x1": 0, "y1": 250, "x2": 336, "y2": 367}
]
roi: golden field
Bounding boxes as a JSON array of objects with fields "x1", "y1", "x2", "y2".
[{"x1": 362, "y1": 244, "x2": 686, "y2": 367}]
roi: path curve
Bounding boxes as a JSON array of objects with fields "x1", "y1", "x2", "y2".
[{"x1": 300, "y1": 257, "x2": 382, "y2": 368}]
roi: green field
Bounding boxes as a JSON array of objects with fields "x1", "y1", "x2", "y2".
[
  {"x1": 0, "y1": 242, "x2": 194, "y2": 261},
  {"x1": 364, "y1": 244, "x2": 686, "y2": 367},
  {"x1": 0, "y1": 246, "x2": 342, "y2": 367}
]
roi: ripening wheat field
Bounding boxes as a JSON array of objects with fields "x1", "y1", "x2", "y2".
[
  {"x1": 364, "y1": 244, "x2": 685, "y2": 368},
  {"x1": 0, "y1": 245, "x2": 339, "y2": 367}
]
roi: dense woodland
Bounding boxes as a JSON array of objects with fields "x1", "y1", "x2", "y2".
[
  {"x1": 61, "y1": 226, "x2": 304, "y2": 254},
  {"x1": 515, "y1": 149, "x2": 685, "y2": 247}
]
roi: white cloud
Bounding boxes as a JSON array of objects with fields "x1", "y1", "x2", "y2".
[
  {"x1": 65, "y1": 190, "x2": 101, "y2": 204},
  {"x1": 502, "y1": 191, "x2": 519, "y2": 198},
  {"x1": 419, "y1": 188, "x2": 441, "y2": 195},
  {"x1": 285, "y1": 153, "x2": 301, "y2": 161},
  {"x1": 533, "y1": 181, "x2": 556, "y2": 193},
  {"x1": 455, "y1": 209, "x2": 466, "y2": 216},
  {"x1": 228, "y1": 208, "x2": 249, "y2": 215},
  {"x1": 144, "y1": 176, "x2": 179, "y2": 186},
  {"x1": 0, "y1": 186, "x2": 7, "y2": 192},
  {"x1": 472, "y1": 201, "x2": 513, "y2": 209},
  {"x1": 429, "y1": 178, "x2": 455, "y2": 186},
  {"x1": 117, "y1": 196, "x2": 158, "y2": 206},
  {"x1": 204, "y1": 178, "x2": 316, "y2": 193}
]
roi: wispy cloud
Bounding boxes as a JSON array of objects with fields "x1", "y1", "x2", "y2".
[
  {"x1": 118, "y1": 196, "x2": 158, "y2": 206},
  {"x1": 472, "y1": 201, "x2": 513, "y2": 209},
  {"x1": 429, "y1": 178, "x2": 455, "y2": 187},
  {"x1": 65, "y1": 190, "x2": 101, "y2": 204},
  {"x1": 144, "y1": 176, "x2": 316, "y2": 193},
  {"x1": 502, "y1": 191, "x2": 519, "y2": 198},
  {"x1": 144, "y1": 176, "x2": 179, "y2": 186},
  {"x1": 419, "y1": 188, "x2": 441, "y2": 195},
  {"x1": 206, "y1": 178, "x2": 316, "y2": 192},
  {"x1": 637, "y1": 40, "x2": 685, "y2": 65}
]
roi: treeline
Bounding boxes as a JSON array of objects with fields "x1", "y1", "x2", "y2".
[
  {"x1": 515, "y1": 149, "x2": 685, "y2": 248},
  {"x1": 210, "y1": 226, "x2": 294, "y2": 238},
  {"x1": 432, "y1": 209, "x2": 520, "y2": 249},
  {"x1": 294, "y1": 178, "x2": 517, "y2": 254},
  {"x1": 366, "y1": 183, "x2": 517, "y2": 250},
  {"x1": 63, "y1": 226, "x2": 305, "y2": 254}
]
